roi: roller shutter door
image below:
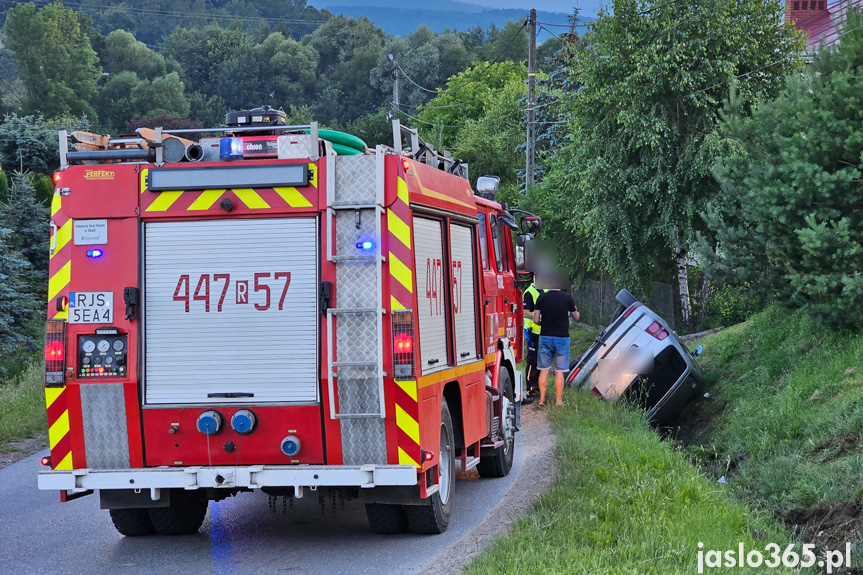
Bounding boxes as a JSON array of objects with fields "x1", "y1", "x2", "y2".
[
  {"x1": 143, "y1": 218, "x2": 318, "y2": 405},
  {"x1": 449, "y1": 223, "x2": 478, "y2": 365},
  {"x1": 413, "y1": 217, "x2": 449, "y2": 374}
]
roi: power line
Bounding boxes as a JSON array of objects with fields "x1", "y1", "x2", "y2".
[
  {"x1": 539, "y1": 25, "x2": 563, "y2": 42},
  {"x1": 393, "y1": 106, "x2": 467, "y2": 129},
  {"x1": 535, "y1": 21, "x2": 590, "y2": 28},
  {"x1": 395, "y1": 20, "x2": 528, "y2": 96}
]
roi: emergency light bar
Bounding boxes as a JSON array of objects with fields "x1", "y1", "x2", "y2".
[{"x1": 147, "y1": 164, "x2": 308, "y2": 191}]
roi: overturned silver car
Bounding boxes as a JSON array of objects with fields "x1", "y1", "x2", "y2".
[{"x1": 567, "y1": 289, "x2": 705, "y2": 424}]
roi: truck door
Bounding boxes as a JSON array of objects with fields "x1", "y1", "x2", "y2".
[
  {"x1": 413, "y1": 216, "x2": 451, "y2": 374},
  {"x1": 449, "y1": 222, "x2": 479, "y2": 365}
]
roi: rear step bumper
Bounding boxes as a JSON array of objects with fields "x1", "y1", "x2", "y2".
[{"x1": 38, "y1": 464, "x2": 418, "y2": 496}]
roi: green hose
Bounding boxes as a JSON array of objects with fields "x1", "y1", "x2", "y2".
[{"x1": 304, "y1": 129, "x2": 367, "y2": 155}]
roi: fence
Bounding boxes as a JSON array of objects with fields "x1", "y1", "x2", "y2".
[{"x1": 570, "y1": 279, "x2": 677, "y2": 331}]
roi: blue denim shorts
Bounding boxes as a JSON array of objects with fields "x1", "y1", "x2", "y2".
[{"x1": 538, "y1": 336, "x2": 570, "y2": 370}]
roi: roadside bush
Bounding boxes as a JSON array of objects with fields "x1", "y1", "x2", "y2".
[
  {"x1": 0, "y1": 171, "x2": 7, "y2": 202},
  {"x1": 705, "y1": 282, "x2": 766, "y2": 327}
]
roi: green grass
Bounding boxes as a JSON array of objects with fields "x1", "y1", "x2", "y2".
[
  {"x1": 466, "y1": 392, "x2": 795, "y2": 574},
  {"x1": 0, "y1": 360, "x2": 47, "y2": 448},
  {"x1": 692, "y1": 306, "x2": 863, "y2": 514}
]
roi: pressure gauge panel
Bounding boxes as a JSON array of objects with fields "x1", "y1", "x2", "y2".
[{"x1": 78, "y1": 332, "x2": 128, "y2": 378}]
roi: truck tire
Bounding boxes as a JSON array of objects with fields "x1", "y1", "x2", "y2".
[
  {"x1": 405, "y1": 399, "x2": 454, "y2": 534},
  {"x1": 109, "y1": 508, "x2": 155, "y2": 536},
  {"x1": 148, "y1": 490, "x2": 208, "y2": 536},
  {"x1": 365, "y1": 504, "x2": 409, "y2": 534},
  {"x1": 477, "y1": 369, "x2": 515, "y2": 478}
]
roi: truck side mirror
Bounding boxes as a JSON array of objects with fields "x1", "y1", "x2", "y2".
[{"x1": 520, "y1": 216, "x2": 541, "y2": 236}]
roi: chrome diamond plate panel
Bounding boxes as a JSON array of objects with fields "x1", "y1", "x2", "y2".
[
  {"x1": 337, "y1": 366, "x2": 380, "y2": 413},
  {"x1": 336, "y1": 316, "x2": 377, "y2": 363},
  {"x1": 80, "y1": 384, "x2": 130, "y2": 469},
  {"x1": 277, "y1": 134, "x2": 315, "y2": 160},
  {"x1": 334, "y1": 155, "x2": 376, "y2": 205},
  {"x1": 341, "y1": 418, "x2": 387, "y2": 465}
]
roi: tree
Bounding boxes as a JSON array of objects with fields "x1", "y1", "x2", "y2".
[
  {"x1": 416, "y1": 61, "x2": 527, "y2": 150},
  {"x1": 2, "y1": 172, "x2": 48, "y2": 296},
  {"x1": 0, "y1": 114, "x2": 56, "y2": 174},
  {"x1": 101, "y1": 30, "x2": 175, "y2": 80},
  {"x1": 451, "y1": 76, "x2": 526, "y2": 188},
  {"x1": 0, "y1": 224, "x2": 35, "y2": 360},
  {"x1": 545, "y1": 0, "x2": 804, "y2": 325},
  {"x1": 3, "y1": 2, "x2": 100, "y2": 119},
  {"x1": 702, "y1": 9, "x2": 863, "y2": 329}
]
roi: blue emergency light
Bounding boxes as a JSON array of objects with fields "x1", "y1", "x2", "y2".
[
  {"x1": 86, "y1": 249, "x2": 103, "y2": 258},
  {"x1": 219, "y1": 137, "x2": 244, "y2": 160},
  {"x1": 356, "y1": 241, "x2": 374, "y2": 251}
]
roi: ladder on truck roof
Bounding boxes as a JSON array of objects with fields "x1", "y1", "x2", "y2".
[{"x1": 325, "y1": 147, "x2": 389, "y2": 464}]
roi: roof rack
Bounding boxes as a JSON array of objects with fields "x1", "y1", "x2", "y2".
[{"x1": 391, "y1": 120, "x2": 468, "y2": 181}]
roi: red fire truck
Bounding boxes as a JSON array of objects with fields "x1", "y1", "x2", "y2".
[{"x1": 38, "y1": 111, "x2": 535, "y2": 536}]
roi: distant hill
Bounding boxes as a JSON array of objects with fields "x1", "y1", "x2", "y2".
[{"x1": 309, "y1": 0, "x2": 579, "y2": 39}]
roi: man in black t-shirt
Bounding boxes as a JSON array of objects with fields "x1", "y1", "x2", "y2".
[{"x1": 533, "y1": 288, "x2": 579, "y2": 407}]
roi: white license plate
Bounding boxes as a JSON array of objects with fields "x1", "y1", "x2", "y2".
[{"x1": 69, "y1": 291, "x2": 113, "y2": 324}]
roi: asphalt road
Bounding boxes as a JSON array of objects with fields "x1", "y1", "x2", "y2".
[{"x1": 0, "y1": 429, "x2": 527, "y2": 575}]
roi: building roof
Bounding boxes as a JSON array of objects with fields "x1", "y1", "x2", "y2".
[{"x1": 794, "y1": 0, "x2": 863, "y2": 52}]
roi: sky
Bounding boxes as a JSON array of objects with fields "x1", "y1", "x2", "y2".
[{"x1": 460, "y1": 0, "x2": 606, "y2": 15}]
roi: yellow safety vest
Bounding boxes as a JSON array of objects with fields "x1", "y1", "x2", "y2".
[{"x1": 524, "y1": 285, "x2": 546, "y2": 334}]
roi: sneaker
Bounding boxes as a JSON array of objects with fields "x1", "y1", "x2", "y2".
[{"x1": 521, "y1": 396, "x2": 535, "y2": 405}]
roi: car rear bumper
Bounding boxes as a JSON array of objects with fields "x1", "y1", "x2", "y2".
[{"x1": 38, "y1": 464, "x2": 418, "y2": 496}]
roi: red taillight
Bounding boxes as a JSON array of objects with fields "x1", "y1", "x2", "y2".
[
  {"x1": 53, "y1": 172, "x2": 60, "y2": 184},
  {"x1": 45, "y1": 320, "x2": 67, "y2": 386},
  {"x1": 402, "y1": 159, "x2": 411, "y2": 172},
  {"x1": 45, "y1": 340, "x2": 64, "y2": 362},
  {"x1": 392, "y1": 310, "x2": 415, "y2": 378},
  {"x1": 422, "y1": 450, "x2": 434, "y2": 462},
  {"x1": 394, "y1": 333, "x2": 413, "y2": 353},
  {"x1": 646, "y1": 321, "x2": 669, "y2": 341},
  {"x1": 572, "y1": 366, "x2": 581, "y2": 377},
  {"x1": 623, "y1": 304, "x2": 637, "y2": 319},
  {"x1": 40, "y1": 456, "x2": 51, "y2": 466}
]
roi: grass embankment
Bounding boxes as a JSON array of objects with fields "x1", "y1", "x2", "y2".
[
  {"x1": 0, "y1": 360, "x2": 46, "y2": 450},
  {"x1": 684, "y1": 306, "x2": 863, "y2": 555},
  {"x1": 467, "y1": 386, "x2": 794, "y2": 573}
]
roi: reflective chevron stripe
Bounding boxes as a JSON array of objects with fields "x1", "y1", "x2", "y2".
[
  {"x1": 394, "y1": 380, "x2": 421, "y2": 467},
  {"x1": 45, "y1": 387, "x2": 73, "y2": 470}
]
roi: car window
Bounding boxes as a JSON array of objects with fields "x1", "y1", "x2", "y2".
[
  {"x1": 623, "y1": 346, "x2": 687, "y2": 408},
  {"x1": 477, "y1": 212, "x2": 489, "y2": 270},
  {"x1": 490, "y1": 214, "x2": 503, "y2": 272}
]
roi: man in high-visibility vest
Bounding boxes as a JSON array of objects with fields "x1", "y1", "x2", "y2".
[{"x1": 522, "y1": 280, "x2": 546, "y2": 404}]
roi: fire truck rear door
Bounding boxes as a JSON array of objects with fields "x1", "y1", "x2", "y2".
[{"x1": 143, "y1": 218, "x2": 318, "y2": 405}]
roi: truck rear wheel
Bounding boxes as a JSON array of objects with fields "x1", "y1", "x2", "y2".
[
  {"x1": 109, "y1": 508, "x2": 155, "y2": 537},
  {"x1": 148, "y1": 489, "x2": 209, "y2": 535},
  {"x1": 365, "y1": 504, "x2": 409, "y2": 534},
  {"x1": 477, "y1": 369, "x2": 515, "y2": 478},
  {"x1": 405, "y1": 398, "x2": 454, "y2": 534}
]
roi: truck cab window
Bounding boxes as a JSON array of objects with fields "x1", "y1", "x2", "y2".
[
  {"x1": 477, "y1": 212, "x2": 490, "y2": 270},
  {"x1": 490, "y1": 214, "x2": 504, "y2": 273}
]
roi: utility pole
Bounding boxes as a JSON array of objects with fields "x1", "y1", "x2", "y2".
[
  {"x1": 389, "y1": 54, "x2": 399, "y2": 113},
  {"x1": 526, "y1": 9, "x2": 537, "y2": 192}
]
